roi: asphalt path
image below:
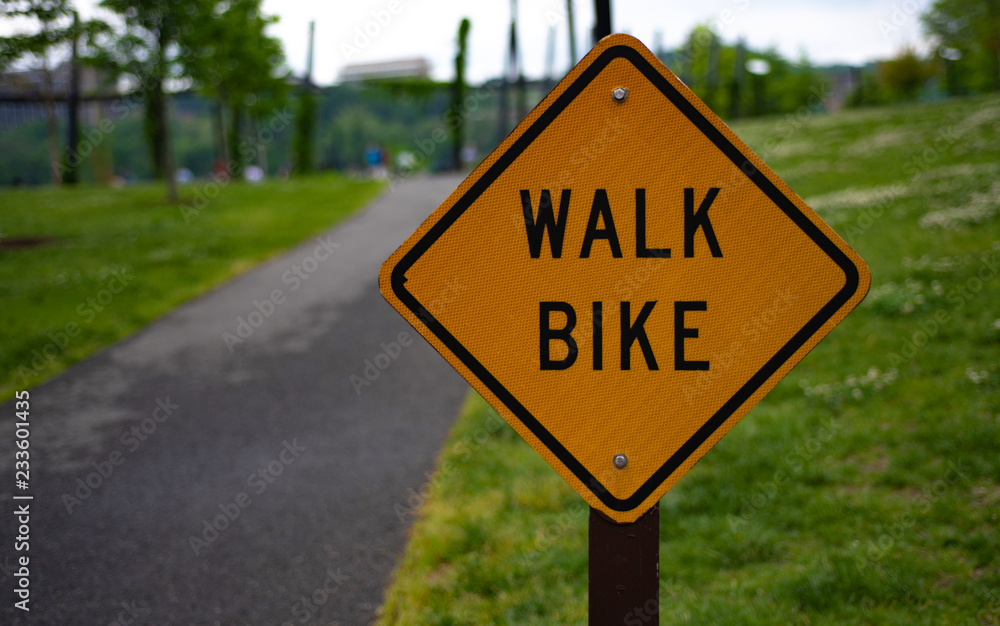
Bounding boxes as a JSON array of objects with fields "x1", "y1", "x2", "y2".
[{"x1": 0, "y1": 174, "x2": 470, "y2": 625}]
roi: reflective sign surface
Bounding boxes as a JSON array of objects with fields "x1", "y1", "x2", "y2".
[{"x1": 380, "y1": 34, "x2": 870, "y2": 523}]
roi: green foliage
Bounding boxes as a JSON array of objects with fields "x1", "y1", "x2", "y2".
[
  {"x1": 663, "y1": 24, "x2": 829, "y2": 120},
  {"x1": 0, "y1": 92, "x2": 291, "y2": 185},
  {"x1": 378, "y1": 94, "x2": 1000, "y2": 624},
  {"x1": 293, "y1": 86, "x2": 316, "y2": 174},
  {"x1": 0, "y1": 116, "x2": 58, "y2": 185},
  {"x1": 88, "y1": 0, "x2": 288, "y2": 196},
  {"x1": 1, "y1": 80, "x2": 482, "y2": 184},
  {"x1": 0, "y1": 173, "x2": 382, "y2": 399},
  {"x1": 923, "y1": 0, "x2": 1000, "y2": 92},
  {"x1": 0, "y1": 0, "x2": 74, "y2": 70},
  {"x1": 179, "y1": 0, "x2": 288, "y2": 175},
  {"x1": 311, "y1": 82, "x2": 489, "y2": 173},
  {"x1": 94, "y1": 0, "x2": 199, "y2": 79},
  {"x1": 370, "y1": 78, "x2": 443, "y2": 103},
  {"x1": 180, "y1": 0, "x2": 287, "y2": 107},
  {"x1": 317, "y1": 103, "x2": 378, "y2": 171},
  {"x1": 846, "y1": 67, "x2": 890, "y2": 109},
  {"x1": 878, "y1": 47, "x2": 934, "y2": 101},
  {"x1": 91, "y1": 0, "x2": 205, "y2": 201}
]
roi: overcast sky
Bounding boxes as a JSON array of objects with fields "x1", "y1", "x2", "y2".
[{"x1": 4, "y1": 0, "x2": 933, "y2": 84}]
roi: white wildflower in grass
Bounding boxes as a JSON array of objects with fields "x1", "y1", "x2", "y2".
[
  {"x1": 915, "y1": 162, "x2": 1000, "y2": 183},
  {"x1": 919, "y1": 182, "x2": 1000, "y2": 230},
  {"x1": 842, "y1": 129, "x2": 915, "y2": 158},
  {"x1": 800, "y1": 367, "x2": 899, "y2": 408},
  {"x1": 965, "y1": 368, "x2": 989, "y2": 385},
  {"x1": 805, "y1": 184, "x2": 906, "y2": 214},
  {"x1": 955, "y1": 103, "x2": 1000, "y2": 138},
  {"x1": 902, "y1": 254, "x2": 975, "y2": 273},
  {"x1": 764, "y1": 139, "x2": 815, "y2": 159},
  {"x1": 864, "y1": 279, "x2": 933, "y2": 316}
]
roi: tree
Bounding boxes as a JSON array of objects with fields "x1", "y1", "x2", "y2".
[
  {"x1": 846, "y1": 66, "x2": 889, "y2": 108},
  {"x1": 94, "y1": 0, "x2": 209, "y2": 202},
  {"x1": 923, "y1": 0, "x2": 1000, "y2": 91},
  {"x1": 879, "y1": 46, "x2": 933, "y2": 100},
  {"x1": 180, "y1": 0, "x2": 287, "y2": 179},
  {"x1": 0, "y1": 0, "x2": 74, "y2": 184},
  {"x1": 292, "y1": 21, "x2": 315, "y2": 175},
  {"x1": 449, "y1": 18, "x2": 471, "y2": 171},
  {"x1": 674, "y1": 24, "x2": 717, "y2": 92},
  {"x1": 293, "y1": 85, "x2": 316, "y2": 174}
]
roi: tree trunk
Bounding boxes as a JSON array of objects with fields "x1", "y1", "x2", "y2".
[
  {"x1": 151, "y1": 25, "x2": 177, "y2": 203},
  {"x1": 994, "y1": 48, "x2": 1000, "y2": 91},
  {"x1": 252, "y1": 116, "x2": 267, "y2": 173},
  {"x1": 228, "y1": 102, "x2": 243, "y2": 179},
  {"x1": 64, "y1": 10, "x2": 80, "y2": 185},
  {"x1": 43, "y1": 88, "x2": 62, "y2": 185},
  {"x1": 146, "y1": 75, "x2": 177, "y2": 201},
  {"x1": 40, "y1": 25, "x2": 62, "y2": 185},
  {"x1": 987, "y1": 0, "x2": 1000, "y2": 91},
  {"x1": 215, "y1": 95, "x2": 228, "y2": 165},
  {"x1": 145, "y1": 83, "x2": 165, "y2": 179},
  {"x1": 161, "y1": 91, "x2": 177, "y2": 203},
  {"x1": 92, "y1": 109, "x2": 113, "y2": 184},
  {"x1": 293, "y1": 87, "x2": 315, "y2": 175}
]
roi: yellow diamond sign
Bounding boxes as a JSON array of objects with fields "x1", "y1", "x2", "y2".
[{"x1": 380, "y1": 34, "x2": 870, "y2": 523}]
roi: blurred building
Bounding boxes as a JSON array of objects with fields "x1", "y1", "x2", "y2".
[{"x1": 337, "y1": 58, "x2": 431, "y2": 84}]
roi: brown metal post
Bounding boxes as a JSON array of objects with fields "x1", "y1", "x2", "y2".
[
  {"x1": 65, "y1": 10, "x2": 80, "y2": 185},
  {"x1": 589, "y1": 504, "x2": 659, "y2": 625},
  {"x1": 593, "y1": 0, "x2": 612, "y2": 44}
]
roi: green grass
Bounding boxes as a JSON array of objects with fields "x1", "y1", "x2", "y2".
[
  {"x1": 378, "y1": 95, "x2": 1000, "y2": 625},
  {"x1": 0, "y1": 173, "x2": 383, "y2": 399}
]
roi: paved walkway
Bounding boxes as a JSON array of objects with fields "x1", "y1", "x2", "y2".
[{"x1": 1, "y1": 175, "x2": 470, "y2": 625}]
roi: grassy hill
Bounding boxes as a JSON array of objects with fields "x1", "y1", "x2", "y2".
[{"x1": 378, "y1": 95, "x2": 1000, "y2": 624}]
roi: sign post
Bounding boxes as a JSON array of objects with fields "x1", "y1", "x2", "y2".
[
  {"x1": 589, "y1": 504, "x2": 659, "y2": 624},
  {"x1": 380, "y1": 33, "x2": 869, "y2": 621}
]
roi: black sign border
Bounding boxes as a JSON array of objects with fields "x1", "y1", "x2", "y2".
[{"x1": 390, "y1": 44, "x2": 861, "y2": 512}]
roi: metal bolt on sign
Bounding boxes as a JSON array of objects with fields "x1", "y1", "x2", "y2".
[{"x1": 612, "y1": 87, "x2": 628, "y2": 102}]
